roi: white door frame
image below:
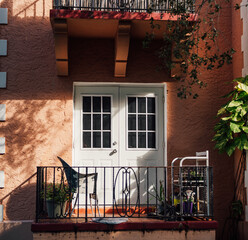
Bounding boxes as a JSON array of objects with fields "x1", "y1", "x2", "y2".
[{"x1": 72, "y1": 82, "x2": 167, "y2": 167}]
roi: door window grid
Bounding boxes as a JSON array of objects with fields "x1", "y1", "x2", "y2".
[
  {"x1": 127, "y1": 96, "x2": 156, "y2": 149},
  {"x1": 82, "y1": 95, "x2": 112, "y2": 149}
]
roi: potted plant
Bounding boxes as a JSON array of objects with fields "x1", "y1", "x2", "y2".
[
  {"x1": 42, "y1": 183, "x2": 70, "y2": 218},
  {"x1": 149, "y1": 180, "x2": 165, "y2": 214},
  {"x1": 189, "y1": 170, "x2": 203, "y2": 181},
  {"x1": 183, "y1": 190, "x2": 195, "y2": 214}
]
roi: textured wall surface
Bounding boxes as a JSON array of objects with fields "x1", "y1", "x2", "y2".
[
  {"x1": 33, "y1": 230, "x2": 216, "y2": 240},
  {"x1": 0, "y1": 0, "x2": 236, "y2": 239},
  {"x1": 0, "y1": 221, "x2": 33, "y2": 240}
]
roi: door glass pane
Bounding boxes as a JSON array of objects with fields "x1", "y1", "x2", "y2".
[
  {"x1": 128, "y1": 115, "x2": 136, "y2": 130},
  {"x1": 138, "y1": 97, "x2": 146, "y2": 113},
  {"x1": 93, "y1": 114, "x2": 101, "y2": 130},
  {"x1": 82, "y1": 95, "x2": 112, "y2": 149},
  {"x1": 138, "y1": 132, "x2": 146, "y2": 148},
  {"x1": 93, "y1": 97, "x2": 101, "y2": 112},
  {"x1": 103, "y1": 114, "x2": 111, "y2": 130},
  {"x1": 138, "y1": 115, "x2": 146, "y2": 130},
  {"x1": 148, "y1": 115, "x2": 155, "y2": 130},
  {"x1": 93, "y1": 132, "x2": 101, "y2": 148},
  {"x1": 147, "y1": 98, "x2": 155, "y2": 113},
  {"x1": 83, "y1": 132, "x2": 91, "y2": 148},
  {"x1": 128, "y1": 97, "x2": 136, "y2": 113},
  {"x1": 126, "y1": 96, "x2": 156, "y2": 149},
  {"x1": 103, "y1": 97, "x2": 111, "y2": 112},
  {"x1": 103, "y1": 132, "x2": 111, "y2": 148},
  {"x1": 83, "y1": 96, "x2": 91, "y2": 112},
  {"x1": 148, "y1": 132, "x2": 155, "y2": 148},
  {"x1": 83, "y1": 114, "x2": 91, "y2": 130},
  {"x1": 128, "y1": 132, "x2": 136, "y2": 148}
]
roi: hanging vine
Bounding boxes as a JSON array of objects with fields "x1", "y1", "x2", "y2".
[{"x1": 144, "y1": 0, "x2": 238, "y2": 98}]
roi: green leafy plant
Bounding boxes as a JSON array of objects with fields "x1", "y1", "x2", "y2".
[
  {"x1": 232, "y1": 200, "x2": 243, "y2": 219},
  {"x1": 41, "y1": 183, "x2": 70, "y2": 203},
  {"x1": 149, "y1": 180, "x2": 165, "y2": 204},
  {"x1": 189, "y1": 170, "x2": 203, "y2": 180},
  {"x1": 213, "y1": 76, "x2": 248, "y2": 156}
]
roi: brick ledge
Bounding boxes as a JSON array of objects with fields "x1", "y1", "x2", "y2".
[
  {"x1": 31, "y1": 221, "x2": 218, "y2": 232},
  {"x1": 50, "y1": 9, "x2": 197, "y2": 21}
]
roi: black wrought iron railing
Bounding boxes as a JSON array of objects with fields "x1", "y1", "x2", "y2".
[
  {"x1": 36, "y1": 166, "x2": 213, "y2": 222},
  {"x1": 53, "y1": 0, "x2": 195, "y2": 13}
]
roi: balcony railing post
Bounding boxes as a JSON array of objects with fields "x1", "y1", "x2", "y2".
[
  {"x1": 165, "y1": 168, "x2": 167, "y2": 201},
  {"x1": 85, "y1": 167, "x2": 88, "y2": 222},
  {"x1": 138, "y1": 167, "x2": 140, "y2": 218},
  {"x1": 210, "y1": 167, "x2": 213, "y2": 217},
  {"x1": 104, "y1": 167, "x2": 106, "y2": 217},
  {"x1": 206, "y1": 166, "x2": 210, "y2": 216},
  {"x1": 179, "y1": 167, "x2": 183, "y2": 216},
  {"x1": 146, "y1": 167, "x2": 149, "y2": 216},
  {"x1": 112, "y1": 167, "x2": 115, "y2": 218},
  {"x1": 35, "y1": 167, "x2": 40, "y2": 222}
]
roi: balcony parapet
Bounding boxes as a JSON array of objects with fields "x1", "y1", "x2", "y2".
[
  {"x1": 53, "y1": 0, "x2": 195, "y2": 13},
  {"x1": 50, "y1": 9, "x2": 197, "y2": 21}
]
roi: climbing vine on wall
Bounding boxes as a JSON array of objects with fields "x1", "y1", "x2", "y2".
[{"x1": 144, "y1": 0, "x2": 238, "y2": 99}]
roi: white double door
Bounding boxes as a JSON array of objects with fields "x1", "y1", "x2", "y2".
[{"x1": 74, "y1": 85, "x2": 165, "y2": 206}]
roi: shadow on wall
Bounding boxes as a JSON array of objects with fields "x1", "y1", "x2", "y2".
[
  {"x1": 69, "y1": 38, "x2": 170, "y2": 83},
  {"x1": 0, "y1": 173, "x2": 36, "y2": 220},
  {"x1": 0, "y1": 99, "x2": 72, "y2": 220},
  {"x1": 1, "y1": 100, "x2": 53, "y2": 169},
  {"x1": 0, "y1": 220, "x2": 33, "y2": 240}
]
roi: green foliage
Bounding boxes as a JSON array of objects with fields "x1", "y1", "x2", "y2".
[
  {"x1": 231, "y1": 200, "x2": 243, "y2": 219},
  {"x1": 213, "y1": 77, "x2": 248, "y2": 156},
  {"x1": 41, "y1": 183, "x2": 70, "y2": 203},
  {"x1": 149, "y1": 180, "x2": 165, "y2": 204},
  {"x1": 144, "y1": 0, "x2": 238, "y2": 99}
]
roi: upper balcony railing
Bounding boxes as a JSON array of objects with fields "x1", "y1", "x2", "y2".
[{"x1": 53, "y1": 0, "x2": 195, "y2": 13}]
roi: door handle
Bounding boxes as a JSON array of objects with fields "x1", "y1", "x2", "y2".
[{"x1": 109, "y1": 149, "x2": 117, "y2": 156}]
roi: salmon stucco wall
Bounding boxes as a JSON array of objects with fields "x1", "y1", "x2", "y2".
[
  {"x1": 0, "y1": 0, "x2": 235, "y2": 239},
  {"x1": 0, "y1": 0, "x2": 73, "y2": 220}
]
